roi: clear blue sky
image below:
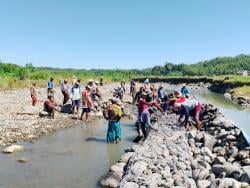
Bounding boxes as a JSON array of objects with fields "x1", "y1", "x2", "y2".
[{"x1": 0, "y1": 0, "x2": 250, "y2": 69}]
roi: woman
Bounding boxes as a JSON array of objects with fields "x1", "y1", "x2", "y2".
[{"x1": 103, "y1": 98, "x2": 122, "y2": 144}]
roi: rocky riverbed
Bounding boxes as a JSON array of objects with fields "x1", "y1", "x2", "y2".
[
  {"x1": 0, "y1": 83, "x2": 133, "y2": 148},
  {"x1": 101, "y1": 103, "x2": 250, "y2": 188}
]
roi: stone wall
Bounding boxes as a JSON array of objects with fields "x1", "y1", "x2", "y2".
[{"x1": 116, "y1": 104, "x2": 250, "y2": 188}]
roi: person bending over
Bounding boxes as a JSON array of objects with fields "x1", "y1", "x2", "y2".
[{"x1": 178, "y1": 99, "x2": 202, "y2": 131}]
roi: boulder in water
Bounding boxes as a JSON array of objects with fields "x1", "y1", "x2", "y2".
[{"x1": 2, "y1": 144, "x2": 24, "y2": 153}]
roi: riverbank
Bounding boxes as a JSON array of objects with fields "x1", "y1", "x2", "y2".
[
  {"x1": 104, "y1": 103, "x2": 250, "y2": 188},
  {"x1": 0, "y1": 83, "x2": 133, "y2": 148}
]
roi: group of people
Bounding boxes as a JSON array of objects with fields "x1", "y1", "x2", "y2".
[
  {"x1": 30, "y1": 77, "x2": 103, "y2": 121},
  {"x1": 130, "y1": 79, "x2": 202, "y2": 142},
  {"x1": 29, "y1": 77, "x2": 202, "y2": 144}
]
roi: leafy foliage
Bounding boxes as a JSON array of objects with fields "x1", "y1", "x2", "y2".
[{"x1": 0, "y1": 54, "x2": 250, "y2": 85}]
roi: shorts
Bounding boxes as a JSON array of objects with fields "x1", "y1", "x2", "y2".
[
  {"x1": 72, "y1": 99, "x2": 80, "y2": 107},
  {"x1": 82, "y1": 107, "x2": 90, "y2": 113}
]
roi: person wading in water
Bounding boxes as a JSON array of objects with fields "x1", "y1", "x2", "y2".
[{"x1": 104, "y1": 98, "x2": 122, "y2": 144}]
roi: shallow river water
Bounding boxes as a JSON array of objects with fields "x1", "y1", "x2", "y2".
[
  {"x1": 0, "y1": 118, "x2": 137, "y2": 188},
  {"x1": 0, "y1": 89, "x2": 250, "y2": 188},
  {"x1": 192, "y1": 88, "x2": 250, "y2": 141}
]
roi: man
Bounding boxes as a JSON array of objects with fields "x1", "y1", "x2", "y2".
[
  {"x1": 80, "y1": 85, "x2": 93, "y2": 121},
  {"x1": 30, "y1": 83, "x2": 37, "y2": 106},
  {"x1": 178, "y1": 98, "x2": 202, "y2": 131},
  {"x1": 47, "y1": 77, "x2": 54, "y2": 94},
  {"x1": 181, "y1": 84, "x2": 189, "y2": 98},
  {"x1": 133, "y1": 106, "x2": 158, "y2": 143},
  {"x1": 140, "y1": 107, "x2": 158, "y2": 138},
  {"x1": 130, "y1": 80, "x2": 136, "y2": 100},
  {"x1": 133, "y1": 86, "x2": 144, "y2": 104},
  {"x1": 116, "y1": 86, "x2": 124, "y2": 101},
  {"x1": 61, "y1": 80, "x2": 69, "y2": 105},
  {"x1": 157, "y1": 86, "x2": 165, "y2": 101},
  {"x1": 71, "y1": 82, "x2": 81, "y2": 114},
  {"x1": 44, "y1": 94, "x2": 56, "y2": 118},
  {"x1": 138, "y1": 92, "x2": 164, "y2": 118},
  {"x1": 104, "y1": 98, "x2": 122, "y2": 144}
]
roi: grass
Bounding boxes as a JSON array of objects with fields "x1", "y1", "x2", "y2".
[
  {"x1": 232, "y1": 86, "x2": 250, "y2": 98},
  {"x1": 0, "y1": 76, "x2": 124, "y2": 90}
]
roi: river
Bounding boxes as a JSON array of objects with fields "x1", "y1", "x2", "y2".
[
  {"x1": 0, "y1": 118, "x2": 137, "y2": 188},
  {"x1": 0, "y1": 89, "x2": 250, "y2": 187}
]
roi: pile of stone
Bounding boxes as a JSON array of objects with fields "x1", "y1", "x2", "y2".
[
  {"x1": 187, "y1": 104, "x2": 250, "y2": 187},
  {"x1": 224, "y1": 92, "x2": 250, "y2": 107},
  {"x1": 102, "y1": 114, "x2": 195, "y2": 188},
  {"x1": 101, "y1": 103, "x2": 250, "y2": 188}
]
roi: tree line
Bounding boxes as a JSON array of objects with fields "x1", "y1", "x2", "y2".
[{"x1": 1, "y1": 54, "x2": 250, "y2": 81}]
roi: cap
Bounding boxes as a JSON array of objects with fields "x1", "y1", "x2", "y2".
[{"x1": 144, "y1": 78, "x2": 149, "y2": 83}]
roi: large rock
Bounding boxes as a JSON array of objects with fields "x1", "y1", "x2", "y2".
[
  {"x1": 203, "y1": 134, "x2": 217, "y2": 151},
  {"x1": 186, "y1": 178, "x2": 197, "y2": 188},
  {"x1": 212, "y1": 163, "x2": 241, "y2": 177},
  {"x1": 213, "y1": 146, "x2": 226, "y2": 156},
  {"x1": 110, "y1": 162, "x2": 126, "y2": 174},
  {"x1": 119, "y1": 152, "x2": 134, "y2": 163},
  {"x1": 200, "y1": 147, "x2": 215, "y2": 160},
  {"x1": 197, "y1": 180, "x2": 211, "y2": 188},
  {"x1": 2, "y1": 144, "x2": 24, "y2": 153},
  {"x1": 224, "y1": 93, "x2": 232, "y2": 99},
  {"x1": 100, "y1": 172, "x2": 121, "y2": 188},
  {"x1": 130, "y1": 161, "x2": 148, "y2": 176},
  {"x1": 213, "y1": 156, "x2": 226, "y2": 165},
  {"x1": 241, "y1": 166, "x2": 250, "y2": 183},
  {"x1": 212, "y1": 115, "x2": 235, "y2": 129},
  {"x1": 223, "y1": 178, "x2": 241, "y2": 188},
  {"x1": 39, "y1": 111, "x2": 49, "y2": 117}
]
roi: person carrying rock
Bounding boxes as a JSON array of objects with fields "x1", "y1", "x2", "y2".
[
  {"x1": 103, "y1": 98, "x2": 122, "y2": 144},
  {"x1": 177, "y1": 98, "x2": 202, "y2": 131},
  {"x1": 80, "y1": 85, "x2": 93, "y2": 121},
  {"x1": 44, "y1": 94, "x2": 56, "y2": 118},
  {"x1": 30, "y1": 83, "x2": 37, "y2": 106}
]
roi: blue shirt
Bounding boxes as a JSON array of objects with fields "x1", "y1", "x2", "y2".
[
  {"x1": 181, "y1": 87, "x2": 189, "y2": 96},
  {"x1": 48, "y1": 81, "x2": 54, "y2": 89}
]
